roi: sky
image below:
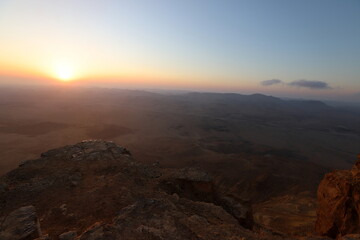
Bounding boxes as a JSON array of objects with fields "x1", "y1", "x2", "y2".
[{"x1": 0, "y1": 0, "x2": 359, "y2": 101}]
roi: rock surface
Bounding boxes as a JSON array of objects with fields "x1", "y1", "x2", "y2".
[
  {"x1": 0, "y1": 205, "x2": 41, "y2": 240},
  {"x1": 0, "y1": 140, "x2": 344, "y2": 240},
  {"x1": 0, "y1": 140, "x2": 269, "y2": 240},
  {"x1": 58, "y1": 231, "x2": 77, "y2": 240},
  {"x1": 77, "y1": 197, "x2": 256, "y2": 240},
  {"x1": 316, "y1": 155, "x2": 360, "y2": 238}
]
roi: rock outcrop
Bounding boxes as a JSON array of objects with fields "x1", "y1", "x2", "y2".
[
  {"x1": 3, "y1": 140, "x2": 346, "y2": 240},
  {"x1": 316, "y1": 154, "x2": 360, "y2": 238},
  {"x1": 0, "y1": 140, "x2": 268, "y2": 240}
]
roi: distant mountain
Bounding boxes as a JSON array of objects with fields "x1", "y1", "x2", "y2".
[{"x1": 183, "y1": 92, "x2": 283, "y2": 103}]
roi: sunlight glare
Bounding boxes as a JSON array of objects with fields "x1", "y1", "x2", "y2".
[{"x1": 53, "y1": 62, "x2": 75, "y2": 81}]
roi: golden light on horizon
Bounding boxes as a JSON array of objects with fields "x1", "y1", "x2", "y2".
[{"x1": 53, "y1": 62, "x2": 75, "y2": 81}]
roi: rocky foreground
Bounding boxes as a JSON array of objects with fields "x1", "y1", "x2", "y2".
[
  {"x1": 316, "y1": 154, "x2": 360, "y2": 239},
  {"x1": 0, "y1": 140, "x2": 358, "y2": 240}
]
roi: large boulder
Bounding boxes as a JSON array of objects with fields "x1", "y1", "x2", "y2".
[
  {"x1": 315, "y1": 155, "x2": 360, "y2": 238},
  {"x1": 0, "y1": 205, "x2": 41, "y2": 240}
]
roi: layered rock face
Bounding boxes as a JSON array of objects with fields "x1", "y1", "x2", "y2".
[
  {"x1": 316, "y1": 155, "x2": 360, "y2": 238},
  {"x1": 0, "y1": 140, "x2": 268, "y2": 240}
]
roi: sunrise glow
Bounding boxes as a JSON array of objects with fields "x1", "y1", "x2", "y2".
[
  {"x1": 53, "y1": 62, "x2": 75, "y2": 81},
  {"x1": 0, "y1": 0, "x2": 358, "y2": 100}
]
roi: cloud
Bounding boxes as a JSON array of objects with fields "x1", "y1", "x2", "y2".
[
  {"x1": 261, "y1": 79, "x2": 283, "y2": 86},
  {"x1": 288, "y1": 79, "x2": 332, "y2": 89}
]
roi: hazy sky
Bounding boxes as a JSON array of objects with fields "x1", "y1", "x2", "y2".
[{"x1": 0, "y1": 0, "x2": 359, "y2": 100}]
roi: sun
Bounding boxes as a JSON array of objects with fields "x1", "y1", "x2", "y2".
[{"x1": 53, "y1": 63, "x2": 75, "y2": 81}]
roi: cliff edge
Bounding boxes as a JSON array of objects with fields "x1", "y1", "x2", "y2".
[{"x1": 316, "y1": 154, "x2": 360, "y2": 238}]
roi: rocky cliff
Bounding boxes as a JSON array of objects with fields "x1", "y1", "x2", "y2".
[
  {"x1": 2, "y1": 140, "x2": 357, "y2": 240},
  {"x1": 0, "y1": 140, "x2": 275, "y2": 240},
  {"x1": 316, "y1": 154, "x2": 360, "y2": 238}
]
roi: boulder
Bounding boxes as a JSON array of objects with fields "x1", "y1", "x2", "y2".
[
  {"x1": 316, "y1": 155, "x2": 360, "y2": 238},
  {"x1": 0, "y1": 205, "x2": 41, "y2": 240}
]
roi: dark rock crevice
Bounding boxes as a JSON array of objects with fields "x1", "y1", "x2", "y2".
[{"x1": 158, "y1": 167, "x2": 254, "y2": 230}]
